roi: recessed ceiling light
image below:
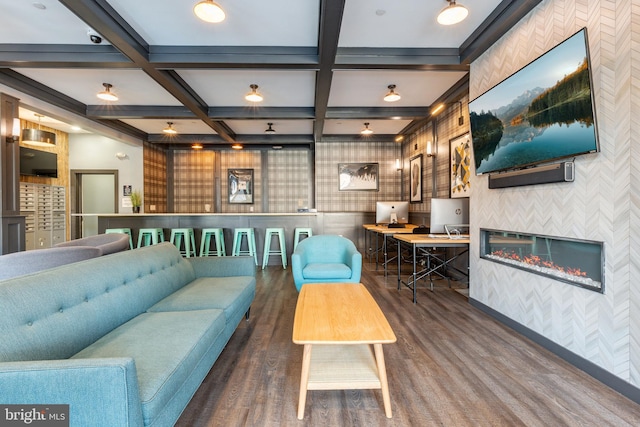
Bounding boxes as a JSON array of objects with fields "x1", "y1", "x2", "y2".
[
  {"x1": 71, "y1": 126, "x2": 82, "y2": 131},
  {"x1": 97, "y1": 83, "x2": 118, "y2": 101},
  {"x1": 193, "y1": 0, "x2": 225, "y2": 23}
]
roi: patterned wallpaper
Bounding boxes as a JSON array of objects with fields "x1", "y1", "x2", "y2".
[
  {"x1": 143, "y1": 142, "x2": 167, "y2": 213},
  {"x1": 173, "y1": 150, "x2": 216, "y2": 213},
  {"x1": 266, "y1": 150, "x2": 311, "y2": 213},
  {"x1": 469, "y1": 0, "x2": 638, "y2": 387}
]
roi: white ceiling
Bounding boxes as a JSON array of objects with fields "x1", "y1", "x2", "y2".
[{"x1": 0, "y1": 0, "x2": 541, "y2": 149}]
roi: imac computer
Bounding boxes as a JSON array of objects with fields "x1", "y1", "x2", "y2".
[
  {"x1": 429, "y1": 198, "x2": 469, "y2": 234},
  {"x1": 375, "y1": 201, "x2": 409, "y2": 225}
]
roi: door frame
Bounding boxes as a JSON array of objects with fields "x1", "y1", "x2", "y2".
[{"x1": 70, "y1": 169, "x2": 118, "y2": 239}]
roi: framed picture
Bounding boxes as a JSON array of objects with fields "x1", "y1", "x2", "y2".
[
  {"x1": 338, "y1": 163, "x2": 379, "y2": 191},
  {"x1": 228, "y1": 169, "x2": 254, "y2": 204},
  {"x1": 409, "y1": 154, "x2": 423, "y2": 203},
  {"x1": 450, "y1": 133, "x2": 471, "y2": 198}
]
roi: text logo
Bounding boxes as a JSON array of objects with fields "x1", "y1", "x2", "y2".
[{"x1": 0, "y1": 405, "x2": 68, "y2": 427}]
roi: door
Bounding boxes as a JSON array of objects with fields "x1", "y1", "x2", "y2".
[{"x1": 71, "y1": 170, "x2": 118, "y2": 239}]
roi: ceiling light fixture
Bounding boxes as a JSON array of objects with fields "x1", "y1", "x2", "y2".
[
  {"x1": 21, "y1": 113, "x2": 56, "y2": 147},
  {"x1": 437, "y1": 0, "x2": 469, "y2": 26},
  {"x1": 191, "y1": 143, "x2": 203, "y2": 150},
  {"x1": 245, "y1": 84, "x2": 263, "y2": 103},
  {"x1": 231, "y1": 143, "x2": 243, "y2": 150},
  {"x1": 395, "y1": 135, "x2": 404, "y2": 143},
  {"x1": 384, "y1": 84, "x2": 401, "y2": 102},
  {"x1": 193, "y1": 0, "x2": 225, "y2": 23},
  {"x1": 163, "y1": 122, "x2": 177, "y2": 135},
  {"x1": 431, "y1": 103, "x2": 445, "y2": 115},
  {"x1": 360, "y1": 122, "x2": 373, "y2": 135},
  {"x1": 97, "y1": 83, "x2": 118, "y2": 101},
  {"x1": 265, "y1": 123, "x2": 276, "y2": 134}
]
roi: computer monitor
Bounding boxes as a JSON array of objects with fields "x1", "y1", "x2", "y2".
[
  {"x1": 429, "y1": 198, "x2": 469, "y2": 233},
  {"x1": 375, "y1": 201, "x2": 409, "y2": 225}
]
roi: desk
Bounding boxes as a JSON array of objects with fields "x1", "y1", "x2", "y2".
[
  {"x1": 363, "y1": 224, "x2": 417, "y2": 275},
  {"x1": 393, "y1": 234, "x2": 470, "y2": 303},
  {"x1": 292, "y1": 283, "x2": 397, "y2": 419}
]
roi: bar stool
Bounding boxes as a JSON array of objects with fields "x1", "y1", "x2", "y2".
[
  {"x1": 170, "y1": 228, "x2": 196, "y2": 258},
  {"x1": 293, "y1": 227, "x2": 313, "y2": 251},
  {"x1": 262, "y1": 227, "x2": 287, "y2": 269},
  {"x1": 232, "y1": 228, "x2": 257, "y2": 265},
  {"x1": 105, "y1": 228, "x2": 133, "y2": 249},
  {"x1": 137, "y1": 228, "x2": 165, "y2": 248},
  {"x1": 200, "y1": 228, "x2": 226, "y2": 257}
]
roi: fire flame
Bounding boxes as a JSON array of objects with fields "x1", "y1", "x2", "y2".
[{"x1": 490, "y1": 250, "x2": 588, "y2": 277}]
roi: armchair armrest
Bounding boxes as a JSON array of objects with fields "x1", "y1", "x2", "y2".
[
  {"x1": 345, "y1": 247, "x2": 363, "y2": 281},
  {"x1": 0, "y1": 358, "x2": 143, "y2": 427},
  {"x1": 188, "y1": 256, "x2": 256, "y2": 278}
]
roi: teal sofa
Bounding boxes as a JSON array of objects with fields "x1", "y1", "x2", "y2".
[
  {"x1": 0, "y1": 242, "x2": 256, "y2": 427},
  {"x1": 291, "y1": 234, "x2": 362, "y2": 291}
]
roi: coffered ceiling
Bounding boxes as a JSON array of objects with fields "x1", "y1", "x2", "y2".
[{"x1": 0, "y1": 0, "x2": 542, "y2": 149}]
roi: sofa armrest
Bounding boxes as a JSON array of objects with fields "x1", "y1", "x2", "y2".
[
  {"x1": 187, "y1": 256, "x2": 256, "y2": 278},
  {"x1": 348, "y1": 250, "x2": 363, "y2": 281},
  {"x1": 0, "y1": 358, "x2": 143, "y2": 427}
]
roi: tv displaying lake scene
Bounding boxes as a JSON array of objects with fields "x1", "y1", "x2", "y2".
[{"x1": 469, "y1": 28, "x2": 599, "y2": 175}]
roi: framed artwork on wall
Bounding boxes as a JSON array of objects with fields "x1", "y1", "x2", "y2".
[
  {"x1": 228, "y1": 169, "x2": 254, "y2": 204},
  {"x1": 338, "y1": 163, "x2": 379, "y2": 191},
  {"x1": 409, "y1": 154, "x2": 423, "y2": 203},
  {"x1": 450, "y1": 133, "x2": 471, "y2": 198}
]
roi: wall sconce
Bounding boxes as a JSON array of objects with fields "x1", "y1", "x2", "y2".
[
  {"x1": 7, "y1": 118, "x2": 20, "y2": 143},
  {"x1": 426, "y1": 140, "x2": 435, "y2": 157},
  {"x1": 395, "y1": 158, "x2": 402, "y2": 171},
  {"x1": 115, "y1": 152, "x2": 128, "y2": 160}
]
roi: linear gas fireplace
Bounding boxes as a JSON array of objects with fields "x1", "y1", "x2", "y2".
[{"x1": 480, "y1": 229, "x2": 604, "y2": 293}]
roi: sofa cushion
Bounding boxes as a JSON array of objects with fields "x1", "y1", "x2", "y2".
[
  {"x1": 72, "y1": 309, "x2": 225, "y2": 427},
  {"x1": 303, "y1": 263, "x2": 352, "y2": 280},
  {"x1": 148, "y1": 276, "x2": 255, "y2": 323}
]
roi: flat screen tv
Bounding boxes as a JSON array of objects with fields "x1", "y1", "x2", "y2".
[
  {"x1": 375, "y1": 201, "x2": 409, "y2": 225},
  {"x1": 20, "y1": 146, "x2": 58, "y2": 178},
  {"x1": 469, "y1": 28, "x2": 599, "y2": 176}
]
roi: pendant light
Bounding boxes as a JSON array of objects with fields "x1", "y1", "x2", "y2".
[
  {"x1": 97, "y1": 83, "x2": 118, "y2": 101},
  {"x1": 360, "y1": 122, "x2": 373, "y2": 135},
  {"x1": 264, "y1": 123, "x2": 276, "y2": 134},
  {"x1": 437, "y1": 0, "x2": 469, "y2": 26},
  {"x1": 21, "y1": 113, "x2": 56, "y2": 147},
  {"x1": 163, "y1": 122, "x2": 177, "y2": 135},
  {"x1": 245, "y1": 84, "x2": 263, "y2": 103},
  {"x1": 383, "y1": 84, "x2": 401, "y2": 102},
  {"x1": 194, "y1": 0, "x2": 225, "y2": 23}
]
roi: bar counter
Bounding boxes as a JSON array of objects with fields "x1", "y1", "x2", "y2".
[{"x1": 96, "y1": 212, "x2": 364, "y2": 264}]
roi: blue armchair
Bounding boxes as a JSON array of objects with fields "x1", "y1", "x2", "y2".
[{"x1": 291, "y1": 235, "x2": 362, "y2": 291}]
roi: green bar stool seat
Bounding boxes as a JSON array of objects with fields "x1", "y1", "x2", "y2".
[
  {"x1": 293, "y1": 227, "x2": 313, "y2": 251},
  {"x1": 200, "y1": 228, "x2": 226, "y2": 257},
  {"x1": 137, "y1": 228, "x2": 165, "y2": 248},
  {"x1": 105, "y1": 228, "x2": 133, "y2": 249},
  {"x1": 232, "y1": 228, "x2": 257, "y2": 265},
  {"x1": 262, "y1": 227, "x2": 287, "y2": 269},
  {"x1": 170, "y1": 228, "x2": 196, "y2": 258}
]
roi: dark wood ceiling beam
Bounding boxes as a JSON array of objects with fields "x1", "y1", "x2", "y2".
[
  {"x1": 59, "y1": 0, "x2": 236, "y2": 142},
  {"x1": 148, "y1": 134, "x2": 313, "y2": 145},
  {"x1": 319, "y1": 134, "x2": 396, "y2": 143},
  {"x1": 335, "y1": 47, "x2": 463, "y2": 68},
  {"x1": 0, "y1": 44, "x2": 131, "y2": 67},
  {"x1": 460, "y1": 0, "x2": 543, "y2": 64},
  {"x1": 313, "y1": 0, "x2": 346, "y2": 144},
  {"x1": 326, "y1": 107, "x2": 429, "y2": 120}
]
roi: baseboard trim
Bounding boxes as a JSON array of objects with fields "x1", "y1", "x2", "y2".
[{"x1": 469, "y1": 297, "x2": 640, "y2": 405}]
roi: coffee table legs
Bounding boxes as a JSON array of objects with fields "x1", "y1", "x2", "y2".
[
  {"x1": 297, "y1": 344, "x2": 312, "y2": 420},
  {"x1": 374, "y1": 343, "x2": 392, "y2": 418},
  {"x1": 297, "y1": 344, "x2": 393, "y2": 419}
]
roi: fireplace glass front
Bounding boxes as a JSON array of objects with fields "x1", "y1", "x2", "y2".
[{"x1": 480, "y1": 229, "x2": 604, "y2": 293}]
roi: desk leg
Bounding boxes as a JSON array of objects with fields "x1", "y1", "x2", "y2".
[
  {"x1": 383, "y1": 234, "x2": 388, "y2": 277},
  {"x1": 374, "y1": 344, "x2": 392, "y2": 418},
  {"x1": 412, "y1": 243, "x2": 418, "y2": 303},
  {"x1": 397, "y1": 239, "x2": 401, "y2": 290},
  {"x1": 297, "y1": 344, "x2": 312, "y2": 420}
]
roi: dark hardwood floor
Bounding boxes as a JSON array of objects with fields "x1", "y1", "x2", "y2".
[{"x1": 176, "y1": 261, "x2": 640, "y2": 426}]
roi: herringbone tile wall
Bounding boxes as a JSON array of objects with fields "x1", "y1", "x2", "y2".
[{"x1": 469, "y1": 0, "x2": 639, "y2": 386}]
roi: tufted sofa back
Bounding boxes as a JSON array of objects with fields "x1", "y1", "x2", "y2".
[{"x1": 0, "y1": 243, "x2": 195, "y2": 362}]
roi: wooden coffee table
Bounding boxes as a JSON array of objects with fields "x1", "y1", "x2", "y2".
[{"x1": 292, "y1": 283, "x2": 397, "y2": 419}]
